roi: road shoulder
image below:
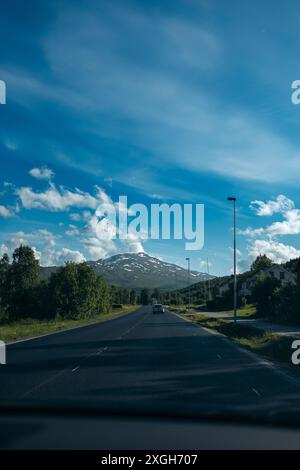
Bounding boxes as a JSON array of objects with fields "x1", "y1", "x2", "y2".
[{"x1": 3, "y1": 306, "x2": 141, "y2": 346}]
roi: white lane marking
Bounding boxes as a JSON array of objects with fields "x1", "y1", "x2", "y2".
[
  {"x1": 20, "y1": 343, "x2": 110, "y2": 398},
  {"x1": 118, "y1": 312, "x2": 150, "y2": 339},
  {"x1": 251, "y1": 387, "x2": 262, "y2": 397},
  {"x1": 170, "y1": 310, "x2": 300, "y2": 388},
  {"x1": 19, "y1": 308, "x2": 148, "y2": 398},
  {"x1": 97, "y1": 346, "x2": 108, "y2": 355},
  {"x1": 20, "y1": 369, "x2": 67, "y2": 398}
]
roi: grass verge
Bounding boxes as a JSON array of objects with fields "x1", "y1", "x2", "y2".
[
  {"x1": 0, "y1": 305, "x2": 139, "y2": 343},
  {"x1": 169, "y1": 303, "x2": 257, "y2": 318},
  {"x1": 219, "y1": 304, "x2": 257, "y2": 318},
  {"x1": 181, "y1": 313, "x2": 299, "y2": 376}
]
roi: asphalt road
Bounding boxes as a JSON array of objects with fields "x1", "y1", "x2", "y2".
[{"x1": 1, "y1": 306, "x2": 300, "y2": 418}]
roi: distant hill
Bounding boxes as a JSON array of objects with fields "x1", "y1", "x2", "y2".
[{"x1": 40, "y1": 252, "x2": 215, "y2": 290}]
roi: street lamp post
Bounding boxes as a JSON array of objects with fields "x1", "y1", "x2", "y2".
[
  {"x1": 186, "y1": 257, "x2": 191, "y2": 311},
  {"x1": 227, "y1": 197, "x2": 237, "y2": 324}
]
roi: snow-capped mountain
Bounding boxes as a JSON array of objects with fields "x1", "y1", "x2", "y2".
[{"x1": 87, "y1": 252, "x2": 214, "y2": 290}]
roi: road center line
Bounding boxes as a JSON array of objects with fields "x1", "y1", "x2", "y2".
[
  {"x1": 20, "y1": 369, "x2": 67, "y2": 399},
  {"x1": 20, "y1": 312, "x2": 147, "y2": 398},
  {"x1": 118, "y1": 312, "x2": 150, "y2": 339},
  {"x1": 251, "y1": 387, "x2": 262, "y2": 397}
]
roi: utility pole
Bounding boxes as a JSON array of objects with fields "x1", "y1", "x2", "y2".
[
  {"x1": 207, "y1": 257, "x2": 211, "y2": 301},
  {"x1": 186, "y1": 257, "x2": 191, "y2": 311},
  {"x1": 175, "y1": 270, "x2": 179, "y2": 305},
  {"x1": 227, "y1": 197, "x2": 237, "y2": 324}
]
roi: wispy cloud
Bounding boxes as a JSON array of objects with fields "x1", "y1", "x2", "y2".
[
  {"x1": 29, "y1": 166, "x2": 54, "y2": 181},
  {"x1": 38, "y1": 3, "x2": 300, "y2": 184},
  {"x1": 0, "y1": 205, "x2": 14, "y2": 218}
]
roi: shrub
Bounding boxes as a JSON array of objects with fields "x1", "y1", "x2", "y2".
[
  {"x1": 252, "y1": 273, "x2": 281, "y2": 318},
  {"x1": 274, "y1": 284, "x2": 300, "y2": 323}
]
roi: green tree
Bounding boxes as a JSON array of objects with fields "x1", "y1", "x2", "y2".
[
  {"x1": 36, "y1": 279, "x2": 54, "y2": 319},
  {"x1": 49, "y1": 262, "x2": 100, "y2": 320},
  {"x1": 151, "y1": 288, "x2": 160, "y2": 303},
  {"x1": 0, "y1": 253, "x2": 10, "y2": 322},
  {"x1": 140, "y1": 288, "x2": 150, "y2": 305},
  {"x1": 9, "y1": 246, "x2": 40, "y2": 319},
  {"x1": 111, "y1": 286, "x2": 122, "y2": 304},
  {"x1": 252, "y1": 273, "x2": 280, "y2": 317},
  {"x1": 121, "y1": 288, "x2": 130, "y2": 304},
  {"x1": 97, "y1": 275, "x2": 110, "y2": 313},
  {"x1": 76, "y1": 262, "x2": 99, "y2": 318},
  {"x1": 250, "y1": 255, "x2": 273, "y2": 273},
  {"x1": 274, "y1": 284, "x2": 300, "y2": 323},
  {"x1": 49, "y1": 262, "x2": 79, "y2": 319},
  {"x1": 110, "y1": 285, "x2": 118, "y2": 304},
  {"x1": 129, "y1": 289, "x2": 137, "y2": 305}
]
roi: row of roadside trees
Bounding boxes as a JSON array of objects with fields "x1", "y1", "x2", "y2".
[{"x1": 0, "y1": 246, "x2": 139, "y2": 324}]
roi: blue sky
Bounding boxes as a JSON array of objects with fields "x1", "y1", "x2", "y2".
[{"x1": 1, "y1": 0, "x2": 300, "y2": 276}]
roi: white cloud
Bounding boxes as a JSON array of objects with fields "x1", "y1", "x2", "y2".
[
  {"x1": 249, "y1": 239, "x2": 300, "y2": 265},
  {"x1": 6, "y1": 229, "x2": 57, "y2": 250},
  {"x1": 244, "y1": 195, "x2": 300, "y2": 238},
  {"x1": 199, "y1": 259, "x2": 212, "y2": 271},
  {"x1": 82, "y1": 236, "x2": 116, "y2": 260},
  {"x1": 238, "y1": 227, "x2": 265, "y2": 238},
  {"x1": 17, "y1": 183, "x2": 100, "y2": 212},
  {"x1": 82, "y1": 210, "x2": 92, "y2": 220},
  {"x1": 229, "y1": 247, "x2": 242, "y2": 257},
  {"x1": 8, "y1": 174, "x2": 146, "y2": 263},
  {"x1": 122, "y1": 232, "x2": 145, "y2": 254},
  {"x1": 5, "y1": 4, "x2": 300, "y2": 185},
  {"x1": 266, "y1": 209, "x2": 300, "y2": 237},
  {"x1": 5, "y1": 141, "x2": 17, "y2": 151},
  {"x1": 31, "y1": 246, "x2": 42, "y2": 261},
  {"x1": 69, "y1": 213, "x2": 81, "y2": 222},
  {"x1": 0, "y1": 244, "x2": 9, "y2": 257},
  {"x1": 250, "y1": 195, "x2": 294, "y2": 216},
  {"x1": 29, "y1": 166, "x2": 54, "y2": 181},
  {"x1": 38, "y1": 229, "x2": 57, "y2": 247},
  {"x1": 40, "y1": 5, "x2": 300, "y2": 184},
  {"x1": 82, "y1": 190, "x2": 118, "y2": 259},
  {"x1": 81, "y1": 188, "x2": 145, "y2": 259},
  {"x1": 239, "y1": 195, "x2": 300, "y2": 268},
  {"x1": 104, "y1": 177, "x2": 113, "y2": 187},
  {"x1": 0, "y1": 236, "x2": 44, "y2": 263},
  {"x1": 40, "y1": 248, "x2": 86, "y2": 266},
  {"x1": 69, "y1": 210, "x2": 92, "y2": 222},
  {"x1": 65, "y1": 225, "x2": 80, "y2": 236},
  {"x1": 0, "y1": 228, "x2": 85, "y2": 266},
  {"x1": 0, "y1": 205, "x2": 14, "y2": 218}
]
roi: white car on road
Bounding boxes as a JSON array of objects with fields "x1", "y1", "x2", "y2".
[{"x1": 152, "y1": 304, "x2": 165, "y2": 314}]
